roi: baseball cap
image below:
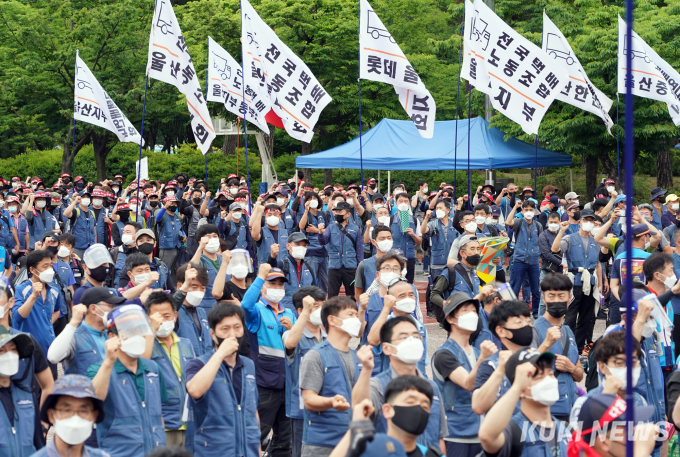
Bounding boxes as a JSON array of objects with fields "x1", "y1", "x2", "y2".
[
  {"x1": 81, "y1": 287, "x2": 126, "y2": 307},
  {"x1": 549, "y1": 195, "x2": 560, "y2": 205},
  {"x1": 614, "y1": 194, "x2": 627, "y2": 205},
  {"x1": 288, "y1": 232, "x2": 309, "y2": 244},
  {"x1": 504, "y1": 347, "x2": 555, "y2": 384},
  {"x1": 229, "y1": 202, "x2": 244, "y2": 212},
  {"x1": 491, "y1": 205, "x2": 501, "y2": 217},
  {"x1": 83, "y1": 244, "x2": 113, "y2": 268},
  {"x1": 371, "y1": 192, "x2": 385, "y2": 202},
  {"x1": 580, "y1": 208, "x2": 595, "y2": 219},
  {"x1": 565, "y1": 192, "x2": 579, "y2": 200},
  {"x1": 632, "y1": 223, "x2": 657, "y2": 238},
  {"x1": 566, "y1": 202, "x2": 583, "y2": 211},
  {"x1": 41, "y1": 375, "x2": 106, "y2": 424},
  {"x1": 442, "y1": 292, "x2": 479, "y2": 318},
  {"x1": 666, "y1": 194, "x2": 679, "y2": 202},
  {"x1": 135, "y1": 229, "x2": 156, "y2": 241},
  {"x1": 457, "y1": 234, "x2": 478, "y2": 248},
  {"x1": 42, "y1": 231, "x2": 60, "y2": 243},
  {"x1": 0, "y1": 327, "x2": 33, "y2": 359},
  {"x1": 334, "y1": 201, "x2": 352, "y2": 211},
  {"x1": 265, "y1": 268, "x2": 288, "y2": 283}
]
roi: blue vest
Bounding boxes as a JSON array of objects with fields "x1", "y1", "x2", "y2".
[
  {"x1": 64, "y1": 324, "x2": 105, "y2": 376},
  {"x1": 227, "y1": 220, "x2": 248, "y2": 250},
  {"x1": 72, "y1": 207, "x2": 96, "y2": 249},
  {"x1": 94, "y1": 207, "x2": 108, "y2": 246},
  {"x1": 198, "y1": 255, "x2": 222, "y2": 312},
  {"x1": 150, "y1": 336, "x2": 195, "y2": 430},
  {"x1": 651, "y1": 205, "x2": 666, "y2": 231},
  {"x1": 158, "y1": 212, "x2": 182, "y2": 249},
  {"x1": 282, "y1": 208, "x2": 296, "y2": 234},
  {"x1": 450, "y1": 267, "x2": 480, "y2": 300},
  {"x1": 474, "y1": 307, "x2": 495, "y2": 351},
  {"x1": 0, "y1": 382, "x2": 35, "y2": 457},
  {"x1": 301, "y1": 211, "x2": 326, "y2": 256},
  {"x1": 257, "y1": 223, "x2": 288, "y2": 267},
  {"x1": 187, "y1": 353, "x2": 259, "y2": 457},
  {"x1": 95, "y1": 360, "x2": 166, "y2": 457},
  {"x1": 390, "y1": 214, "x2": 416, "y2": 259},
  {"x1": 8, "y1": 329, "x2": 34, "y2": 393},
  {"x1": 429, "y1": 220, "x2": 458, "y2": 268},
  {"x1": 0, "y1": 215, "x2": 12, "y2": 252},
  {"x1": 361, "y1": 256, "x2": 378, "y2": 292},
  {"x1": 639, "y1": 337, "x2": 665, "y2": 425},
  {"x1": 373, "y1": 369, "x2": 442, "y2": 448},
  {"x1": 249, "y1": 299, "x2": 296, "y2": 390},
  {"x1": 564, "y1": 233, "x2": 599, "y2": 286},
  {"x1": 534, "y1": 317, "x2": 579, "y2": 416},
  {"x1": 149, "y1": 258, "x2": 169, "y2": 291},
  {"x1": 285, "y1": 329, "x2": 325, "y2": 419},
  {"x1": 669, "y1": 224, "x2": 678, "y2": 247},
  {"x1": 281, "y1": 256, "x2": 315, "y2": 311},
  {"x1": 28, "y1": 445, "x2": 108, "y2": 457},
  {"x1": 513, "y1": 219, "x2": 540, "y2": 265},
  {"x1": 302, "y1": 341, "x2": 362, "y2": 447},
  {"x1": 672, "y1": 253, "x2": 680, "y2": 314},
  {"x1": 433, "y1": 338, "x2": 480, "y2": 439},
  {"x1": 28, "y1": 210, "x2": 57, "y2": 250},
  {"x1": 510, "y1": 411, "x2": 569, "y2": 457},
  {"x1": 327, "y1": 222, "x2": 360, "y2": 269},
  {"x1": 482, "y1": 352, "x2": 518, "y2": 415},
  {"x1": 11, "y1": 215, "x2": 27, "y2": 251},
  {"x1": 176, "y1": 305, "x2": 213, "y2": 357}
]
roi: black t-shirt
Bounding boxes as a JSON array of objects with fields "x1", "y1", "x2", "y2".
[
  {"x1": 220, "y1": 281, "x2": 247, "y2": 302},
  {"x1": 406, "y1": 448, "x2": 423, "y2": 457},
  {"x1": 256, "y1": 227, "x2": 279, "y2": 247},
  {"x1": 0, "y1": 385, "x2": 13, "y2": 426},
  {"x1": 432, "y1": 350, "x2": 462, "y2": 380}
]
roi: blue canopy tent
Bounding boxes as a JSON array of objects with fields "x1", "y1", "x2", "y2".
[{"x1": 295, "y1": 117, "x2": 572, "y2": 170}]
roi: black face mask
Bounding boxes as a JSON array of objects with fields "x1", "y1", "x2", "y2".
[
  {"x1": 192, "y1": 197, "x2": 201, "y2": 205},
  {"x1": 118, "y1": 213, "x2": 130, "y2": 223},
  {"x1": 88, "y1": 265, "x2": 110, "y2": 283},
  {"x1": 391, "y1": 405, "x2": 430, "y2": 436},
  {"x1": 215, "y1": 334, "x2": 247, "y2": 352},
  {"x1": 219, "y1": 201, "x2": 228, "y2": 208},
  {"x1": 46, "y1": 245, "x2": 59, "y2": 256},
  {"x1": 675, "y1": 219, "x2": 680, "y2": 229},
  {"x1": 465, "y1": 254, "x2": 481, "y2": 266},
  {"x1": 334, "y1": 214, "x2": 345, "y2": 223},
  {"x1": 168, "y1": 206, "x2": 178, "y2": 213},
  {"x1": 546, "y1": 301, "x2": 568, "y2": 318},
  {"x1": 62, "y1": 179, "x2": 71, "y2": 185},
  {"x1": 502, "y1": 325, "x2": 533, "y2": 346},
  {"x1": 138, "y1": 243, "x2": 155, "y2": 255},
  {"x1": 572, "y1": 211, "x2": 581, "y2": 221},
  {"x1": 149, "y1": 201, "x2": 159, "y2": 208},
  {"x1": 369, "y1": 183, "x2": 377, "y2": 190}
]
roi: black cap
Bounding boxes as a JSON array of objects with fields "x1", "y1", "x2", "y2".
[
  {"x1": 575, "y1": 394, "x2": 654, "y2": 444},
  {"x1": 442, "y1": 292, "x2": 479, "y2": 318},
  {"x1": 580, "y1": 208, "x2": 595, "y2": 219},
  {"x1": 334, "y1": 201, "x2": 352, "y2": 211},
  {"x1": 42, "y1": 230, "x2": 60, "y2": 243},
  {"x1": 371, "y1": 193, "x2": 385, "y2": 201},
  {"x1": 81, "y1": 287, "x2": 126, "y2": 307},
  {"x1": 504, "y1": 347, "x2": 555, "y2": 384},
  {"x1": 288, "y1": 232, "x2": 309, "y2": 244}
]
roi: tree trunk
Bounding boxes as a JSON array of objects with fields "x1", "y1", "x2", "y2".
[
  {"x1": 301, "y1": 142, "x2": 312, "y2": 183},
  {"x1": 657, "y1": 147, "x2": 674, "y2": 188},
  {"x1": 264, "y1": 129, "x2": 275, "y2": 158},
  {"x1": 92, "y1": 131, "x2": 112, "y2": 181},
  {"x1": 599, "y1": 152, "x2": 619, "y2": 182},
  {"x1": 585, "y1": 153, "x2": 599, "y2": 200},
  {"x1": 222, "y1": 135, "x2": 237, "y2": 156},
  {"x1": 62, "y1": 129, "x2": 93, "y2": 174},
  {"x1": 324, "y1": 169, "x2": 333, "y2": 187}
]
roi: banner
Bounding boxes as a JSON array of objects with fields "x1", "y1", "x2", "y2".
[
  {"x1": 135, "y1": 157, "x2": 149, "y2": 180},
  {"x1": 359, "y1": 0, "x2": 436, "y2": 138},
  {"x1": 617, "y1": 16, "x2": 680, "y2": 125},
  {"x1": 241, "y1": 0, "x2": 331, "y2": 143},
  {"x1": 462, "y1": 0, "x2": 569, "y2": 135},
  {"x1": 476, "y1": 236, "x2": 509, "y2": 283},
  {"x1": 207, "y1": 36, "x2": 269, "y2": 132},
  {"x1": 542, "y1": 12, "x2": 614, "y2": 133},
  {"x1": 146, "y1": 0, "x2": 216, "y2": 153},
  {"x1": 74, "y1": 52, "x2": 143, "y2": 144}
]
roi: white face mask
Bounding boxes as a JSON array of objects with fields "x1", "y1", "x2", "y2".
[
  {"x1": 264, "y1": 287, "x2": 285, "y2": 303},
  {"x1": 347, "y1": 198, "x2": 354, "y2": 206},
  {"x1": 204, "y1": 238, "x2": 220, "y2": 254},
  {"x1": 397, "y1": 203, "x2": 409, "y2": 212},
  {"x1": 11, "y1": 183, "x2": 18, "y2": 189},
  {"x1": 120, "y1": 335, "x2": 146, "y2": 359},
  {"x1": 230, "y1": 188, "x2": 238, "y2": 195},
  {"x1": 378, "y1": 216, "x2": 390, "y2": 225},
  {"x1": 672, "y1": 203, "x2": 680, "y2": 211},
  {"x1": 395, "y1": 298, "x2": 416, "y2": 314},
  {"x1": 436, "y1": 210, "x2": 446, "y2": 219},
  {"x1": 53, "y1": 415, "x2": 95, "y2": 445},
  {"x1": 548, "y1": 223, "x2": 560, "y2": 232},
  {"x1": 376, "y1": 240, "x2": 393, "y2": 253},
  {"x1": 7, "y1": 206, "x2": 17, "y2": 214},
  {"x1": 81, "y1": 198, "x2": 91, "y2": 207},
  {"x1": 523, "y1": 211, "x2": 534, "y2": 220},
  {"x1": 389, "y1": 336, "x2": 424, "y2": 365},
  {"x1": 38, "y1": 268, "x2": 55, "y2": 283},
  {"x1": 309, "y1": 200, "x2": 319, "y2": 209},
  {"x1": 266, "y1": 216, "x2": 280, "y2": 226},
  {"x1": 112, "y1": 187, "x2": 119, "y2": 193},
  {"x1": 373, "y1": 204, "x2": 384, "y2": 210},
  {"x1": 0, "y1": 351, "x2": 19, "y2": 377},
  {"x1": 0, "y1": 303, "x2": 8, "y2": 320},
  {"x1": 121, "y1": 234, "x2": 134, "y2": 246},
  {"x1": 231, "y1": 212, "x2": 243, "y2": 221},
  {"x1": 644, "y1": 241, "x2": 651, "y2": 251},
  {"x1": 156, "y1": 320, "x2": 175, "y2": 338},
  {"x1": 334, "y1": 316, "x2": 362, "y2": 337},
  {"x1": 642, "y1": 319, "x2": 656, "y2": 338},
  {"x1": 133, "y1": 273, "x2": 149, "y2": 285},
  {"x1": 661, "y1": 273, "x2": 678, "y2": 290},
  {"x1": 276, "y1": 198, "x2": 286, "y2": 206},
  {"x1": 607, "y1": 186, "x2": 615, "y2": 193},
  {"x1": 240, "y1": 203, "x2": 247, "y2": 210},
  {"x1": 185, "y1": 291, "x2": 205, "y2": 307},
  {"x1": 58, "y1": 246, "x2": 71, "y2": 258},
  {"x1": 231, "y1": 264, "x2": 249, "y2": 279},
  {"x1": 475, "y1": 216, "x2": 486, "y2": 225},
  {"x1": 464, "y1": 221, "x2": 477, "y2": 233},
  {"x1": 291, "y1": 246, "x2": 307, "y2": 259},
  {"x1": 129, "y1": 204, "x2": 138, "y2": 213},
  {"x1": 31, "y1": 185, "x2": 37, "y2": 190},
  {"x1": 455, "y1": 311, "x2": 478, "y2": 331},
  {"x1": 581, "y1": 221, "x2": 594, "y2": 232},
  {"x1": 92, "y1": 198, "x2": 103, "y2": 207},
  {"x1": 607, "y1": 365, "x2": 641, "y2": 390},
  {"x1": 394, "y1": 190, "x2": 403, "y2": 196},
  {"x1": 310, "y1": 308, "x2": 323, "y2": 326},
  {"x1": 36, "y1": 200, "x2": 46, "y2": 209},
  {"x1": 529, "y1": 376, "x2": 560, "y2": 406},
  {"x1": 486, "y1": 217, "x2": 495, "y2": 225},
  {"x1": 166, "y1": 191, "x2": 175, "y2": 197},
  {"x1": 379, "y1": 271, "x2": 399, "y2": 287}
]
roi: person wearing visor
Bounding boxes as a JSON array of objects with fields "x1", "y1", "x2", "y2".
[
  {"x1": 32, "y1": 374, "x2": 107, "y2": 457},
  {"x1": 217, "y1": 202, "x2": 250, "y2": 251},
  {"x1": 213, "y1": 248, "x2": 252, "y2": 302},
  {"x1": 64, "y1": 193, "x2": 97, "y2": 259},
  {"x1": 72, "y1": 245, "x2": 120, "y2": 306},
  {"x1": 421, "y1": 199, "x2": 457, "y2": 282},
  {"x1": 298, "y1": 193, "x2": 329, "y2": 295},
  {"x1": 361, "y1": 253, "x2": 405, "y2": 344},
  {"x1": 252, "y1": 202, "x2": 290, "y2": 269},
  {"x1": 131, "y1": 229, "x2": 168, "y2": 291},
  {"x1": 22, "y1": 191, "x2": 57, "y2": 251},
  {"x1": 275, "y1": 232, "x2": 316, "y2": 312},
  {"x1": 88, "y1": 304, "x2": 167, "y2": 457},
  {"x1": 190, "y1": 224, "x2": 225, "y2": 312},
  {"x1": 0, "y1": 329, "x2": 36, "y2": 457},
  {"x1": 173, "y1": 263, "x2": 213, "y2": 357}
]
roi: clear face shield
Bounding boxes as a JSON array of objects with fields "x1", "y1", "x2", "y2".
[
  {"x1": 111, "y1": 307, "x2": 152, "y2": 359},
  {"x1": 227, "y1": 249, "x2": 254, "y2": 279},
  {"x1": 496, "y1": 283, "x2": 518, "y2": 301}
]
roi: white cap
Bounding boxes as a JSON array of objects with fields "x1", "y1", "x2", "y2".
[{"x1": 83, "y1": 244, "x2": 113, "y2": 268}]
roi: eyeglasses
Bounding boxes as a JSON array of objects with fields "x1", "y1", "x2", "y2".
[
  {"x1": 54, "y1": 408, "x2": 95, "y2": 419},
  {"x1": 464, "y1": 247, "x2": 482, "y2": 254},
  {"x1": 380, "y1": 267, "x2": 401, "y2": 273},
  {"x1": 391, "y1": 334, "x2": 422, "y2": 344}
]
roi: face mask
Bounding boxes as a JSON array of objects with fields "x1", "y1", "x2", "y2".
[
  {"x1": 397, "y1": 203, "x2": 409, "y2": 212},
  {"x1": 266, "y1": 216, "x2": 280, "y2": 226},
  {"x1": 166, "y1": 191, "x2": 175, "y2": 197},
  {"x1": 523, "y1": 211, "x2": 534, "y2": 220},
  {"x1": 502, "y1": 325, "x2": 533, "y2": 346},
  {"x1": 436, "y1": 210, "x2": 446, "y2": 219},
  {"x1": 185, "y1": 291, "x2": 205, "y2": 306},
  {"x1": 581, "y1": 221, "x2": 594, "y2": 232},
  {"x1": 455, "y1": 311, "x2": 478, "y2": 331},
  {"x1": 230, "y1": 188, "x2": 238, "y2": 196},
  {"x1": 264, "y1": 287, "x2": 285, "y2": 303},
  {"x1": 134, "y1": 242, "x2": 153, "y2": 256},
  {"x1": 81, "y1": 198, "x2": 91, "y2": 207},
  {"x1": 376, "y1": 240, "x2": 393, "y2": 253},
  {"x1": 309, "y1": 200, "x2": 319, "y2": 209},
  {"x1": 390, "y1": 404, "x2": 430, "y2": 435},
  {"x1": 231, "y1": 264, "x2": 249, "y2": 279},
  {"x1": 373, "y1": 204, "x2": 384, "y2": 210},
  {"x1": 485, "y1": 217, "x2": 495, "y2": 225},
  {"x1": 291, "y1": 246, "x2": 307, "y2": 259},
  {"x1": 378, "y1": 216, "x2": 390, "y2": 225},
  {"x1": 31, "y1": 185, "x2": 37, "y2": 190},
  {"x1": 607, "y1": 186, "x2": 615, "y2": 193},
  {"x1": 58, "y1": 246, "x2": 71, "y2": 258},
  {"x1": 276, "y1": 198, "x2": 285, "y2": 206},
  {"x1": 644, "y1": 241, "x2": 650, "y2": 250},
  {"x1": 643, "y1": 215, "x2": 651, "y2": 222},
  {"x1": 0, "y1": 351, "x2": 19, "y2": 377},
  {"x1": 672, "y1": 203, "x2": 679, "y2": 211},
  {"x1": 92, "y1": 198, "x2": 103, "y2": 207},
  {"x1": 54, "y1": 415, "x2": 95, "y2": 446},
  {"x1": 156, "y1": 320, "x2": 175, "y2": 338},
  {"x1": 88, "y1": 265, "x2": 110, "y2": 283},
  {"x1": 465, "y1": 254, "x2": 481, "y2": 266},
  {"x1": 548, "y1": 223, "x2": 560, "y2": 232},
  {"x1": 475, "y1": 216, "x2": 486, "y2": 225},
  {"x1": 120, "y1": 335, "x2": 146, "y2": 359},
  {"x1": 546, "y1": 301, "x2": 568, "y2": 318},
  {"x1": 389, "y1": 336, "x2": 424, "y2": 365},
  {"x1": 346, "y1": 198, "x2": 354, "y2": 206},
  {"x1": 309, "y1": 308, "x2": 322, "y2": 326},
  {"x1": 394, "y1": 190, "x2": 403, "y2": 196},
  {"x1": 642, "y1": 319, "x2": 656, "y2": 338},
  {"x1": 133, "y1": 273, "x2": 149, "y2": 285},
  {"x1": 7, "y1": 206, "x2": 17, "y2": 214},
  {"x1": 379, "y1": 271, "x2": 398, "y2": 287},
  {"x1": 38, "y1": 268, "x2": 55, "y2": 283},
  {"x1": 333, "y1": 316, "x2": 362, "y2": 337},
  {"x1": 129, "y1": 204, "x2": 138, "y2": 213},
  {"x1": 395, "y1": 298, "x2": 416, "y2": 314},
  {"x1": 529, "y1": 376, "x2": 560, "y2": 406},
  {"x1": 11, "y1": 183, "x2": 18, "y2": 189},
  {"x1": 121, "y1": 234, "x2": 134, "y2": 246},
  {"x1": 661, "y1": 273, "x2": 678, "y2": 289},
  {"x1": 112, "y1": 186, "x2": 119, "y2": 193},
  {"x1": 607, "y1": 365, "x2": 641, "y2": 390},
  {"x1": 36, "y1": 200, "x2": 46, "y2": 209},
  {"x1": 334, "y1": 214, "x2": 345, "y2": 223},
  {"x1": 204, "y1": 238, "x2": 220, "y2": 254},
  {"x1": 464, "y1": 221, "x2": 477, "y2": 233}
]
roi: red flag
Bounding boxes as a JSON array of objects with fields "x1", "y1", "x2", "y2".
[{"x1": 265, "y1": 109, "x2": 284, "y2": 129}]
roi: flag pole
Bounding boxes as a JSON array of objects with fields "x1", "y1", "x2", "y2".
[
  {"x1": 454, "y1": 15, "x2": 464, "y2": 199},
  {"x1": 357, "y1": 0, "x2": 364, "y2": 189},
  {"x1": 616, "y1": 94, "x2": 620, "y2": 189},
  {"x1": 239, "y1": 0, "x2": 252, "y2": 212},
  {"x1": 71, "y1": 117, "x2": 76, "y2": 180},
  {"x1": 623, "y1": 2, "x2": 635, "y2": 456},
  {"x1": 204, "y1": 38, "x2": 210, "y2": 183},
  {"x1": 466, "y1": 83, "x2": 471, "y2": 211},
  {"x1": 534, "y1": 135, "x2": 538, "y2": 196},
  {"x1": 135, "y1": 75, "x2": 149, "y2": 220}
]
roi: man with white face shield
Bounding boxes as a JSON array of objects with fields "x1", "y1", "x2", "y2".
[
  {"x1": 354, "y1": 226, "x2": 394, "y2": 297},
  {"x1": 213, "y1": 248, "x2": 253, "y2": 302},
  {"x1": 89, "y1": 304, "x2": 167, "y2": 457}
]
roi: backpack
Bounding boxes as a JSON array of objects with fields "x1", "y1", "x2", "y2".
[
  {"x1": 11, "y1": 266, "x2": 27, "y2": 289},
  {"x1": 585, "y1": 336, "x2": 602, "y2": 391}
]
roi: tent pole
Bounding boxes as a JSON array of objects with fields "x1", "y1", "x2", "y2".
[
  {"x1": 388, "y1": 170, "x2": 391, "y2": 197},
  {"x1": 453, "y1": 15, "x2": 464, "y2": 199},
  {"x1": 466, "y1": 83, "x2": 471, "y2": 210},
  {"x1": 357, "y1": 0, "x2": 364, "y2": 189},
  {"x1": 378, "y1": 170, "x2": 381, "y2": 193},
  {"x1": 616, "y1": 94, "x2": 620, "y2": 189}
]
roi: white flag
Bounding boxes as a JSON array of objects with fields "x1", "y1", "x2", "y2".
[
  {"x1": 462, "y1": 0, "x2": 569, "y2": 135},
  {"x1": 146, "y1": 0, "x2": 216, "y2": 153},
  {"x1": 359, "y1": 0, "x2": 436, "y2": 138},
  {"x1": 461, "y1": 0, "x2": 491, "y2": 94},
  {"x1": 241, "y1": 0, "x2": 331, "y2": 143},
  {"x1": 617, "y1": 16, "x2": 680, "y2": 125},
  {"x1": 542, "y1": 12, "x2": 614, "y2": 133},
  {"x1": 74, "y1": 52, "x2": 143, "y2": 145},
  {"x1": 207, "y1": 37, "x2": 269, "y2": 132}
]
